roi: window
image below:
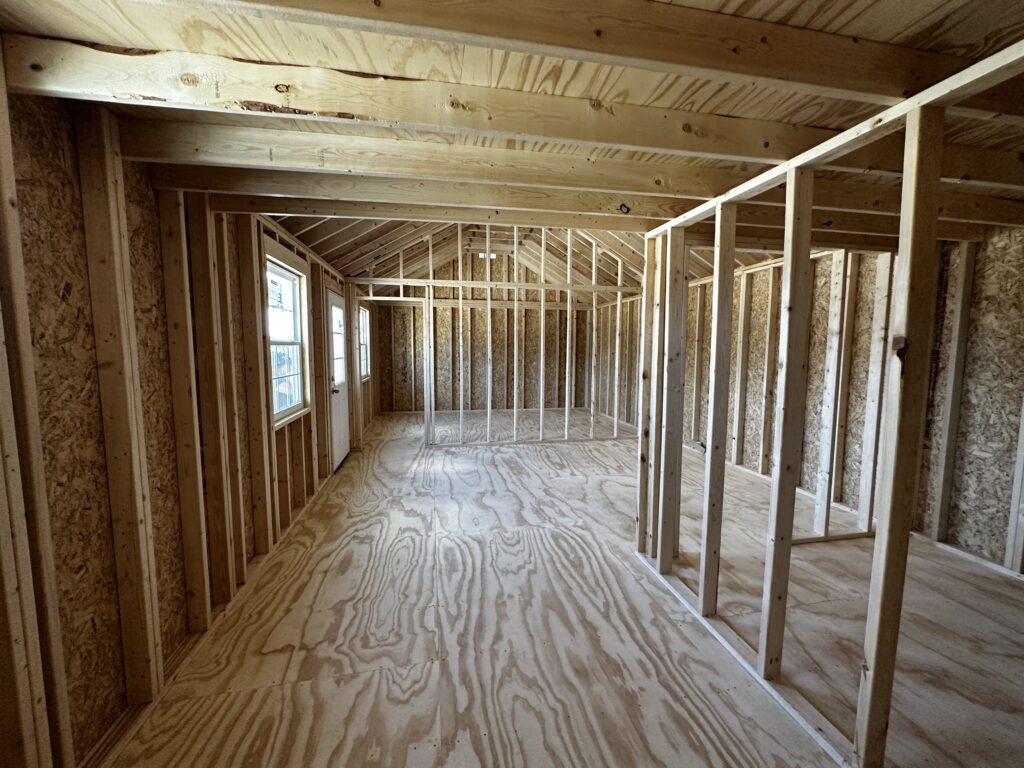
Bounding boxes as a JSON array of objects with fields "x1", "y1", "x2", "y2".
[
  {"x1": 331, "y1": 304, "x2": 345, "y2": 386},
  {"x1": 267, "y1": 260, "x2": 306, "y2": 417},
  {"x1": 359, "y1": 306, "x2": 371, "y2": 379}
]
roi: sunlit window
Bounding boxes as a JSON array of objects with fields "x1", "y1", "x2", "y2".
[
  {"x1": 359, "y1": 306, "x2": 371, "y2": 379},
  {"x1": 266, "y1": 260, "x2": 306, "y2": 417}
]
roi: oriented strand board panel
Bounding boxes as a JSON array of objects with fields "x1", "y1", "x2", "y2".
[
  {"x1": 699, "y1": 292, "x2": 712, "y2": 445},
  {"x1": 800, "y1": 254, "x2": 832, "y2": 492},
  {"x1": 839, "y1": 254, "x2": 878, "y2": 507},
  {"x1": 225, "y1": 217, "x2": 255, "y2": 560},
  {"x1": 124, "y1": 161, "x2": 189, "y2": 665},
  {"x1": 741, "y1": 270, "x2": 772, "y2": 472},
  {"x1": 947, "y1": 230, "x2": 1024, "y2": 561},
  {"x1": 376, "y1": 306, "x2": 394, "y2": 413},
  {"x1": 393, "y1": 307, "x2": 415, "y2": 411},
  {"x1": 10, "y1": 94, "x2": 126, "y2": 758}
]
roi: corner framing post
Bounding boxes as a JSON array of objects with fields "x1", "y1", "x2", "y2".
[
  {"x1": 425, "y1": 234, "x2": 435, "y2": 445},
  {"x1": 757, "y1": 166, "x2": 814, "y2": 680},
  {"x1": 513, "y1": 226, "x2": 520, "y2": 441},
  {"x1": 656, "y1": 228, "x2": 689, "y2": 572},
  {"x1": 589, "y1": 240, "x2": 598, "y2": 438},
  {"x1": 564, "y1": 229, "x2": 573, "y2": 440},
  {"x1": 854, "y1": 106, "x2": 945, "y2": 768},
  {"x1": 539, "y1": 228, "x2": 546, "y2": 440},
  {"x1": 699, "y1": 202, "x2": 736, "y2": 616},
  {"x1": 645, "y1": 235, "x2": 668, "y2": 560},
  {"x1": 458, "y1": 224, "x2": 465, "y2": 443},
  {"x1": 486, "y1": 225, "x2": 493, "y2": 443},
  {"x1": 636, "y1": 236, "x2": 659, "y2": 554},
  {"x1": 929, "y1": 242, "x2": 976, "y2": 541},
  {"x1": 613, "y1": 259, "x2": 624, "y2": 438}
]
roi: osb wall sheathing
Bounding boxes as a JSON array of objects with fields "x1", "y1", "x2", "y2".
[
  {"x1": 11, "y1": 94, "x2": 125, "y2": 758},
  {"x1": 741, "y1": 270, "x2": 774, "y2": 472},
  {"x1": 920, "y1": 232, "x2": 1024, "y2": 562},
  {"x1": 839, "y1": 255, "x2": 878, "y2": 507},
  {"x1": 225, "y1": 217, "x2": 255, "y2": 560},
  {"x1": 376, "y1": 305, "x2": 394, "y2": 412},
  {"x1": 800, "y1": 254, "x2": 833, "y2": 491},
  {"x1": 124, "y1": 161, "x2": 189, "y2": 664}
]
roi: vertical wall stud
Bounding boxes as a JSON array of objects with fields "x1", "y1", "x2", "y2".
[
  {"x1": 759, "y1": 266, "x2": 781, "y2": 475},
  {"x1": 731, "y1": 270, "x2": 753, "y2": 465},
  {"x1": 636, "y1": 236, "x2": 658, "y2": 553},
  {"x1": 690, "y1": 284, "x2": 707, "y2": 443}
]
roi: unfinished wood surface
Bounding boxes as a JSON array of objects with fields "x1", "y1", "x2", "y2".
[
  {"x1": 275, "y1": 428, "x2": 292, "y2": 530},
  {"x1": 289, "y1": 419, "x2": 307, "y2": 512},
  {"x1": 156, "y1": 189, "x2": 211, "y2": 635},
  {"x1": 813, "y1": 250, "x2": 849, "y2": 535},
  {"x1": 730, "y1": 271, "x2": 752, "y2": 465},
  {"x1": 758, "y1": 167, "x2": 814, "y2": 680},
  {"x1": 235, "y1": 215, "x2": 274, "y2": 555},
  {"x1": 831, "y1": 252, "x2": 860, "y2": 502},
  {"x1": 645, "y1": 235, "x2": 668, "y2": 560},
  {"x1": 1, "y1": 89, "x2": 74, "y2": 764},
  {"x1": 1007, "y1": 398, "x2": 1024, "y2": 572},
  {"x1": 215, "y1": 214, "x2": 247, "y2": 586},
  {"x1": 689, "y1": 284, "x2": 707, "y2": 444},
  {"x1": 76, "y1": 104, "x2": 163, "y2": 703},
  {"x1": 635, "y1": 237, "x2": 657, "y2": 553},
  {"x1": 700, "y1": 203, "x2": 736, "y2": 615},
  {"x1": 186, "y1": 192, "x2": 236, "y2": 605},
  {"x1": 758, "y1": 267, "x2": 781, "y2": 475},
  {"x1": 854, "y1": 106, "x2": 946, "y2": 768}
]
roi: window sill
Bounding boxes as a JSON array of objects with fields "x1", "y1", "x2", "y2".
[{"x1": 273, "y1": 406, "x2": 310, "y2": 431}]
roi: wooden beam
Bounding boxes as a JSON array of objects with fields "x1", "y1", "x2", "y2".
[
  {"x1": 564, "y1": 232, "x2": 574, "y2": 441},
  {"x1": 588, "y1": 240, "x2": 598, "y2": 438},
  {"x1": 928, "y1": 242, "x2": 976, "y2": 542},
  {"x1": 636, "y1": 236, "x2": 657, "y2": 552},
  {"x1": 656, "y1": 228, "x2": 688, "y2": 573},
  {"x1": 813, "y1": 250, "x2": 850, "y2": 535},
  {"x1": 214, "y1": 213, "x2": 247, "y2": 586},
  {"x1": 612, "y1": 259, "x2": 623, "y2": 438},
  {"x1": 689, "y1": 284, "x2": 706, "y2": 444},
  {"x1": 157, "y1": 190, "x2": 211, "y2": 630},
  {"x1": 168, "y1": 0, "x2": 1024, "y2": 118},
  {"x1": 310, "y1": 264, "x2": 331, "y2": 472},
  {"x1": 186, "y1": 192, "x2": 236, "y2": 604},
  {"x1": 0, "y1": 46, "x2": 74, "y2": 766},
  {"x1": 76, "y1": 104, "x2": 162, "y2": 702},
  {"x1": 831, "y1": 252, "x2": 860, "y2": 502},
  {"x1": 1006, "y1": 397, "x2": 1024, "y2": 573},
  {"x1": 644, "y1": 235, "x2": 668, "y2": 559},
  {"x1": 235, "y1": 215, "x2": 274, "y2": 553},
  {"x1": 858, "y1": 253, "x2": 893, "y2": 531},
  {"x1": 731, "y1": 271, "x2": 753, "y2": 465},
  {"x1": 699, "y1": 203, "x2": 736, "y2": 615},
  {"x1": 538, "y1": 229, "x2": 546, "y2": 440},
  {"x1": 757, "y1": 167, "x2": 814, "y2": 680},
  {"x1": 758, "y1": 267, "x2": 781, "y2": 475},
  {"x1": 854, "y1": 106, "x2": 946, "y2": 768},
  {"x1": 151, "y1": 165, "x2": 686, "y2": 221}
]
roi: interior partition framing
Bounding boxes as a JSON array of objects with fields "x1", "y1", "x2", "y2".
[{"x1": 637, "y1": 37, "x2": 1024, "y2": 768}]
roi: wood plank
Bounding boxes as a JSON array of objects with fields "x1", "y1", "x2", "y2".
[
  {"x1": 1006, "y1": 397, "x2": 1024, "y2": 573},
  {"x1": 345, "y1": 283, "x2": 364, "y2": 452},
  {"x1": 635, "y1": 236, "x2": 657, "y2": 553},
  {"x1": 310, "y1": 264, "x2": 330, "y2": 476},
  {"x1": 858, "y1": 253, "x2": 894, "y2": 530},
  {"x1": 215, "y1": 213, "x2": 247, "y2": 585},
  {"x1": 929, "y1": 243, "x2": 976, "y2": 542},
  {"x1": 645, "y1": 234, "x2": 668, "y2": 560},
  {"x1": 758, "y1": 267, "x2": 781, "y2": 475},
  {"x1": 831, "y1": 252, "x2": 861, "y2": 502},
  {"x1": 731, "y1": 271, "x2": 753, "y2": 465},
  {"x1": 689, "y1": 284, "x2": 706, "y2": 444},
  {"x1": 589, "y1": 240, "x2": 598, "y2": 439},
  {"x1": 235, "y1": 215, "x2": 274, "y2": 554},
  {"x1": 157, "y1": 190, "x2": 211, "y2": 630},
  {"x1": 757, "y1": 167, "x2": 814, "y2": 681},
  {"x1": 656, "y1": 228, "x2": 688, "y2": 573},
  {"x1": 612, "y1": 259, "x2": 623, "y2": 438},
  {"x1": 563, "y1": 232, "x2": 574, "y2": 441},
  {"x1": 186, "y1": 192, "x2": 236, "y2": 604},
  {"x1": 195, "y1": 0, "x2": 1024, "y2": 116},
  {"x1": 76, "y1": 104, "x2": 163, "y2": 702},
  {"x1": 304, "y1": 413, "x2": 317, "y2": 498},
  {"x1": 0, "y1": 47, "x2": 74, "y2": 766},
  {"x1": 812, "y1": 250, "x2": 850, "y2": 535},
  {"x1": 854, "y1": 105, "x2": 946, "y2": 768},
  {"x1": 699, "y1": 203, "x2": 736, "y2": 615}
]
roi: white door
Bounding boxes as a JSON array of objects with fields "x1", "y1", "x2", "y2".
[{"x1": 328, "y1": 291, "x2": 351, "y2": 470}]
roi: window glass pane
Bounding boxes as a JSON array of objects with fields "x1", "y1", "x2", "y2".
[
  {"x1": 272, "y1": 374, "x2": 302, "y2": 414},
  {"x1": 333, "y1": 358, "x2": 344, "y2": 386},
  {"x1": 359, "y1": 307, "x2": 371, "y2": 377},
  {"x1": 270, "y1": 343, "x2": 301, "y2": 379},
  {"x1": 267, "y1": 262, "x2": 301, "y2": 343}
]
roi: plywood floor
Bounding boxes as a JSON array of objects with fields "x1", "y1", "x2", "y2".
[{"x1": 110, "y1": 413, "x2": 837, "y2": 767}]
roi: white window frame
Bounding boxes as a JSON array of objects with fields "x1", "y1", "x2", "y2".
[
  {"x1": 265, "y1": 237, "x2": 311, "y2": 425},
  {"x1": 359, "y1": 305, "x2": 371, "y2": 381}
]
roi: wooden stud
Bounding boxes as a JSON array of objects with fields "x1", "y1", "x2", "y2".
[
  {"x1": 0, "y1": 51, "x2": 74, "y2": 763},
  {"x1": 289, "y1": 420, "x2": 306, "y2": 511},
  {"x1": 589, "y1": 240, "x2": 599, "y2": 438},
  {"x1": 757, "y1": 167, "x2": 814, "y2": 680},
  {"x1": 310, "y1": 263, "x2": 331, "y2": 478},
  {"x1": 214, "y1": 214, "x2": 247, "y2": 585},
  {"x1": 690, "y1": 284, "x2": 707, "y2": 443},
  {"x1": 854, "y1": 106, "x2": 946, "y2": 768},
  {"x1": 858, "y1": 253, "x2": 894, "y2": 531},
  {"x1": 613, "y1": 259, "x2": 624, "y2": 438},
  {"x1": 457, "y1": 225, "x2": 465, "y2": 443},
  {"x1": 645, "y1": 234, "x2": 668, "y2": 560},
  {"x1": 186, "y1": 192, "x2": 236, "y2": 605},
  {"x1": 275, "y1": 428, "x2": 292, "y2": 529},
  {"x1": 929, "y1": 242, "x2": 976, "y2": 541},
  {"x1": 304, "y1": 413, "x2": 316, "y2": 498},
  {"x1": 758, "y1": 267, "x2": 781, "y2": 475},
  {"x1": 157, "y1": 191, "x2": 212, "y2": 629},
  {"x1": 656, "y1": 229, "x2": 689, "y2": 572},
  {"x1": 1005, "y1": 396, "x2": 1024, "y2": 573},
  {"x1": 699, "y1": 203, "x2": 736, "y2": 615},
  {"x1": 77, "y1": 104, "x2": 164, "y2": 701},
  {"x1": 538, "y1": 228, "x2": 546, "y2": 440},
  {"x1": 731, "y1": 270, "x2": 753, "y2": 465},
  {"x1": 346, "y1": 283, "x2": 364, "y2": 451},
  {"x1": 513, "y1": 227, "x2": 520, "y2": 441},
  {"x1": 636, "y1": 236, "x2": 658, "y2": 553},
  {"x1": 813, "y1": 250, "x2": 850, "y2": 536},
  {"x1": 235, "y1": 215, "x2": 275, "y2": 553},
  {"x1": 564, "y1": 229, "x2": 574, "y2": 440},
  {"x1": 485, "y1": 225, "x2": 493, "y2": 442}
]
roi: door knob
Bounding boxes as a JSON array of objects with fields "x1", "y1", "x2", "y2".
[{"x1": 331, "y1": 387, "x2": 340, "y2": 394}]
